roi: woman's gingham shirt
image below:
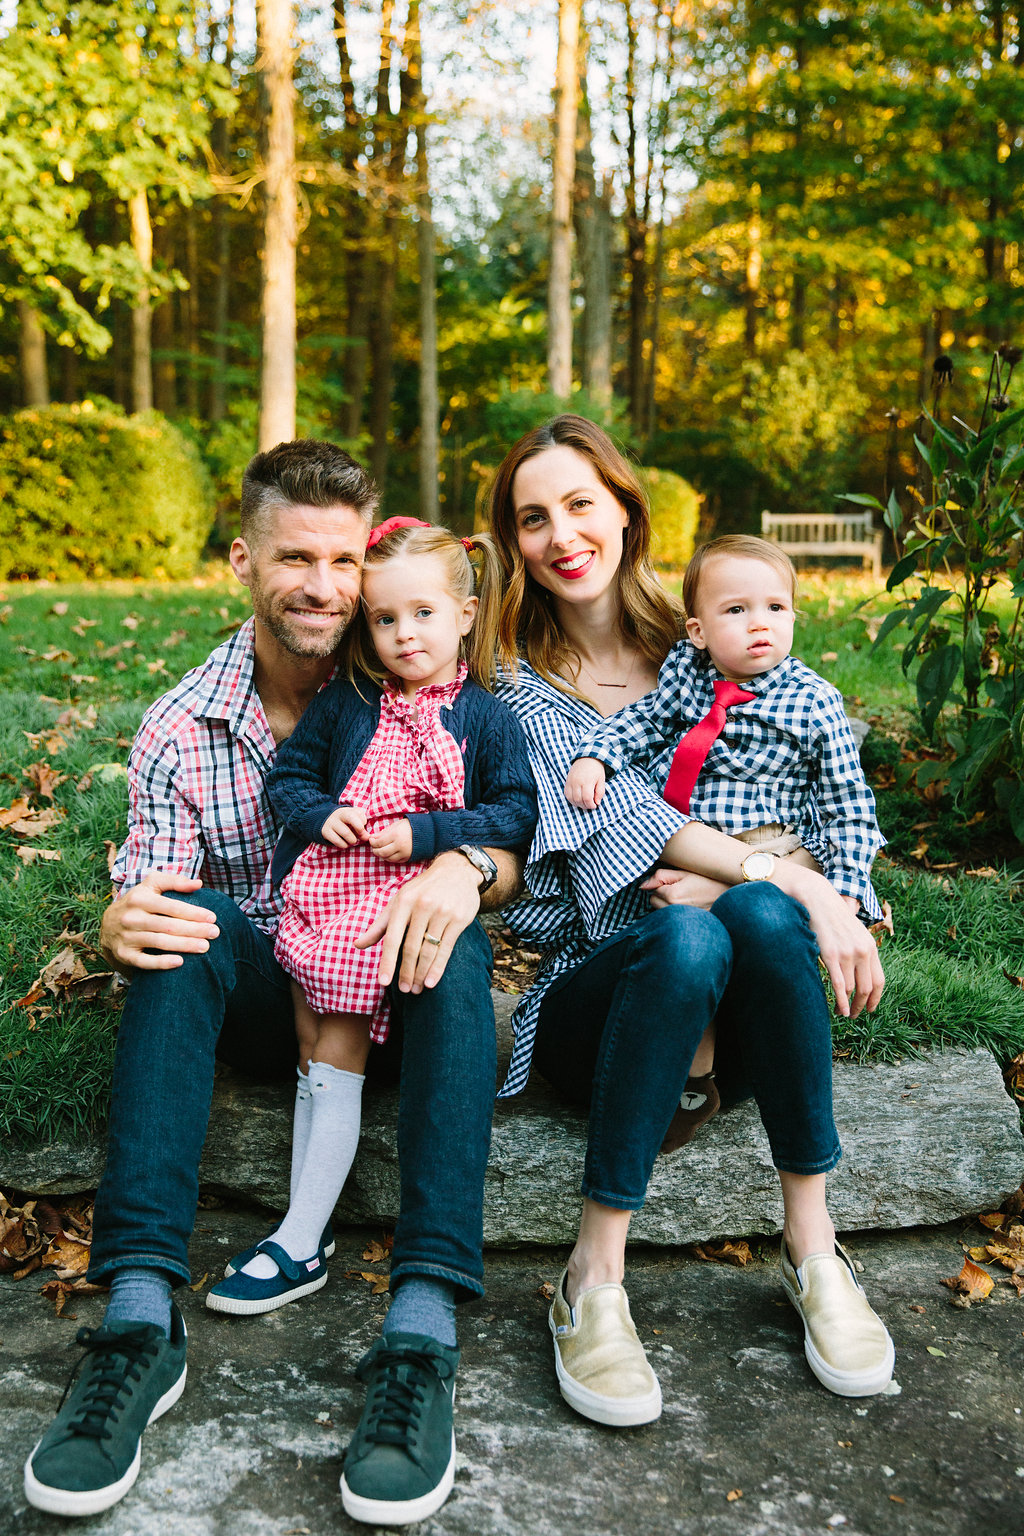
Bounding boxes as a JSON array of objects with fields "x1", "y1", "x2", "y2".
[
  {"x1": 573, "y1": 643, "x2": 884, "y2": 917},
  {"x1": 110, "y1": 619, "x2": 285, "y2": 933},
  {"x1": 495, "y1": 662, "x2": 688, "y2": 1097}
]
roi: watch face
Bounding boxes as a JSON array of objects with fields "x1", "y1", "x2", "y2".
[{"x1": 742, "y1": 850, "x2": 776, "y2": 881}]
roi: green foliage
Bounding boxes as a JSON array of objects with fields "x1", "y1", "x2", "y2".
[
  {"x1": 736, "y1": 350, "x2": 871, "y2": 514},
  {"x1": 0, "y1": 401, "x2": 214, "y2": 580},
  {"x1": 852, "y1": 349, "x2": 1024, "y2": 846},
  {"x1": 481, "y1": 388, "x2": 634, "y2": 455},
  {"x1": 644, "y1": 468, "x2": 701, "y2": 569}
]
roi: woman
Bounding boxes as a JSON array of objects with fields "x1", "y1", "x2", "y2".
[{"x1": 489, "y1": 415, "x2": 892, "y2": 1427}]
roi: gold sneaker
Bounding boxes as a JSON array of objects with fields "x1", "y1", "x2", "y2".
[
  {"x1": 780, "y1": 1239, "x2": 895, "y2": 1397},
  {"x1": 548, "y1": 1271, "x2": 662, "y2": 1427}
]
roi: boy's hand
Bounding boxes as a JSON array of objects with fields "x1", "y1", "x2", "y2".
[
  {"x1": 565, "y1": 757, "x2": 606, "y2": 809},
  {"x1": 369, "y1": 817, "x2": 413, "y2": 863},
  {"x1": 322, "y1": 806, "x2": 367, "y2": 847}
]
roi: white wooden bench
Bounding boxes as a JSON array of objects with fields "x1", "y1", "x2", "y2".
[{"x1": 761, "y1": 510, "x2": 883, "y2": 580}]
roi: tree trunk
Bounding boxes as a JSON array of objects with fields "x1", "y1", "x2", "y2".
[
  {"x1": 59, "y1": 343, "x2": 80, "y2": 403},
  {"x1": 408, "y1": 0, "x2": 439, "y2": 522},
  {"x1": 368, "y1": 0, "x2": 407, "y2": 495},
  {"x1": 573, "y1": 25, "x2": 612, "y2": 406},
  {"x1": 334, "y1": 0, "x2": 370, "y2": 440},
  {"x1": 258, "y1": 0, "x2": 297, "y2": 450},
  {"x1": 624, "y1": 0, "x2": 646, "y2": 425},
  {"x1": 209, "y1": 0, "x2": 235, "y2": 424},
  {"x1": 548, "y1": 0, "x2": 580, "y2": 399},
  {"x1": 183, "y1": 206, "x2": 201, "y2": 415},
  {"x1": 18, "y1": 300, "x2": 49, "y2": 407},
  {"x1": 129, "y1": 188, "x2": 154, "y2": 413}
]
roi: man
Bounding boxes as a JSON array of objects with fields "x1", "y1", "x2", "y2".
[{"x1": 24, "y1": 440, "x2": 521, "y2": 1526}]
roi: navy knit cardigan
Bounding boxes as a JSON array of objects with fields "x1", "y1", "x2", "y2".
[{"x1": 268, "y1": 673, "x2": 537, "y2": 888}]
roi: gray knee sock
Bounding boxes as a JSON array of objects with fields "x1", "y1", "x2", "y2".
[
  {"x1": 384, "y1": 1277, "x2": 457, "y2": 1348},
  {"x1": 104, "y1": 1267, "x2": 173, "y2": 1338}
]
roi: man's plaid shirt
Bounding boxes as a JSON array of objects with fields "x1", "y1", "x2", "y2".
[
  {"x1": 110, "y1": 619, "x2": 284, "y2": 933},
  {"x1": 575, "y1": 642, "x2": 884, "y2": 917}
]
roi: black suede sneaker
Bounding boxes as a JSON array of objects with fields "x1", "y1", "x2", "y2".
[
  {"x1": 24, "y1": 1305, "x2": 188, "y2": 1517},
  {"x1": 340, "y1": 1332, "x2": 459, "y2": 1527}
]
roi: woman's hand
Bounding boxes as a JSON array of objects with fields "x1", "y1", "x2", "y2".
[
  {"x1": 773, "y1": 862, "x2": 884, "y2": 1019},
  {"x1": 322, "y1": 806, "x2": 367, "y2": 847},
  {"x1": 641, "y1": 867, "x2": 730, "y2": 910}
]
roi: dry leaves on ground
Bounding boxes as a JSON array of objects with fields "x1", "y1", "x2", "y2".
[
  {"x1": 488, "y1": 926, "x2": 542, "y2": 996},
  {"x1": 0, "y1": 1193, "x2": 104, "y2": 1316},
  {"x1": 946, "y1": 1184, "x2": 1024, "y2": 1304},
  {"x1": 14, "y1": 943, "x2": 114, "y2": 1009},
  {"x1": 690, "y1": 1238, "x2": 753, "y2": 1267},
  {"x1": 345, "y1": 1235, "x2": 393, "y2": 1295}
]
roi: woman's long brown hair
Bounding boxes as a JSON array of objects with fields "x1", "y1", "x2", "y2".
[{"x1": 488, "y1": 414, "x2": 683, "y2": 695}]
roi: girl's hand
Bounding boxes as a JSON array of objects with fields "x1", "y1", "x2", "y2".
[
  {"x1": 322, "y1": 806, "x2": 367, "y2": 847},
  {"x1": 565, "y1": 757, "x2": 606, "y2": 809},
  {"x1": 369, "y1": 818, "x2": 413, "y2": 863}
]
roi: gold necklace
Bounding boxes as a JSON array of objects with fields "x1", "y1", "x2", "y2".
[{"x1": 578, "y1": 650, "x2": 639, "y2": 690}]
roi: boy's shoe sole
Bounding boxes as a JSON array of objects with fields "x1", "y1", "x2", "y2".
[
  {"x1": 340, "y1": 1433, "x2": 456, "y2": 1527},
  {"x1": 24, "y1": 1368, "x2": 186, "y2": 1517}
]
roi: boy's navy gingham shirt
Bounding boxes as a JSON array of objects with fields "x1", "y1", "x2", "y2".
[
  {"x1": 110, "y1": 618, "x2": 284, "y2": 932},
  {"x1": 574, "y1": 641, "x2": 884, "y2": 918},
  {"x1": 496, "y1": 652, "x2": 884, "y2": 1098}
]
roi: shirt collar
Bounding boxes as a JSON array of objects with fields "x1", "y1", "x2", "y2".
[
  {"x1": 193, "y1": 618, "x2": 265, "y2": 739},
  {"x1": 690, "y1": 643, "x2": 794, "y2": 698}
]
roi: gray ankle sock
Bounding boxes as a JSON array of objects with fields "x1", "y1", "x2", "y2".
[
  {"x1": 104, "y1": 1266, "x2": 173, "y2": 1338},
  {"x1": 383, "y1": 1277, "x2": 457, "y2": 1348}
]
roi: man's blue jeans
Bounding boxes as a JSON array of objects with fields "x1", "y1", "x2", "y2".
[
  {"x1": 89, "y1": 890, "x2": 496, "y2": 1301},
  {"x1": 533, "y1": 883, "x2": 842, "y2": 1210}
]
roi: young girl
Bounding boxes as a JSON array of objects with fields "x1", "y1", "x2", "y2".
[{"x1": 207, "y1": 518, "x2": 537, "y2": 1314}]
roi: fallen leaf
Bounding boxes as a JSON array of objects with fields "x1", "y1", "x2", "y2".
[
  {"x1": 188, "y1": 1272, "x2": 209, "y2": 1292},
  {"x1": 537, "y1": 1281, "x2": 556, "y2": 1301},
  {"x1": 70, "y1": 617, "x2": 99, "y2": 637},
  {"x1": 15, "y1": 847, "x2": 61, "y2": 864},
  {"x1": 1002, "y1": 969, "x2": 1024, "y2": 991},
  {"x1": 978, "y1": 1212, "x2": 1007, "y2": 1231},
  {"x1": 691, "y1": 1239, "x2": 752, "y2": 1267},
  {"x1": 0, "y1": 796, "x2": 32, "y2": 828},
  {"x1": 726, "y1": 1489, "x2": 742, "y2": 1501},
  {"x1": 345, "y1": 1270, "x2": 390, "y2": 1295},
  {"x1": 23, "y1": 728, "x2": 68, "y2": 755},
  {"x1": 361, "y1": 1238, "x2": 393, "y2": 1265},
  {"x1": 41, "y1": 1234, "x2": 92, "y2": 1279},
  {"x1": 868, "y1": 900, "x2": 894, "y2": 940},
  {"x1": 889, "y1": 1495, "x2": 906, "y2": 1504},
  {"x1": 121, "y1": 614, "x2": 140, "y2": 630},
  {"x1": 49, "y1": 602, "x2": 69, "y2": 617},
  {"x1": 38, "y1": 648, "x2": 74, "y2": 663},
  {"x1": 926, "y1": 1346, "x2": 947, "y2": 1357},
  {"x1": 104, "y1": 840, "x2": 119, "y2": 872},
  {"x1": 908, "y1": 1304, "x2": 926, "y2": 1313},
  {"x1": 941, "y1": 1259, "x2": 994, "y2": 1302},
  {"x1": 24, "y1": 762, "x2": 67, "y2": 801}
]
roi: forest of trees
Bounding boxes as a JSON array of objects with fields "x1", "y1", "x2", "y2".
[{"x1": 2, "y1": 0, "x2": 1023, "y2": 532}]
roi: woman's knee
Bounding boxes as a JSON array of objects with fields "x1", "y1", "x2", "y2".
[
  {"x1": 639, "y1": 903, "x2": 732, "y2": 979},
  {"x1": 713, "y1": 881, "x2": 809, "y2": 951}
]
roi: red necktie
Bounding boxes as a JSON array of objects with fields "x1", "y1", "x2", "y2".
[{"x1": 663, "y1": 678, "x2": 756, "y2": 813}]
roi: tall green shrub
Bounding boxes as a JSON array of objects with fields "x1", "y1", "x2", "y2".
[
  {"x1": 645, "y1": 467, "x2": 701, "y2": 569},
  {"x1": 0, "y1": 401, "x2": 214, "y2": 580}
]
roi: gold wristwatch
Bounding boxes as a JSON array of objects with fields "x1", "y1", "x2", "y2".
[{"x1": 740, "y1": 849, "x2": 778, "y2": 883}]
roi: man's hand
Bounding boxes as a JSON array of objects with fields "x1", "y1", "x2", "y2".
[
  {"x1": 368, "y1": 817, "x2": 413, "y2": 863},
  {"x1": 354, "y1": 849, "x2": 483, "y2": 994},
  {"x1": 321, "y1": 806, "x2": 367, "y2": 848},
  {"x1": 565, "y1": 757, "x2": 606, "y2": 810},
  {"x1": 100, "y1": 872, "x2": 220, "y2": 974}
]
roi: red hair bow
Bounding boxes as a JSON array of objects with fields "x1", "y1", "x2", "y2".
[{"x1": 365, "y1": 516, "x2": 431, "y2": 549}]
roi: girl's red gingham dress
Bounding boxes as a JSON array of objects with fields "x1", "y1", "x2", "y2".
[{"x1": 274, "y1": 667, "x2": 468, "y2": 1041}]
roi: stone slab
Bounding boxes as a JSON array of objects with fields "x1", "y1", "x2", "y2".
[
  {"x1": 4, "y1": 1214, "x2": 1024, "y2": 1536},
  {"x1": 3, "y1": 994, "x2": 1021, "y2": 1241}
]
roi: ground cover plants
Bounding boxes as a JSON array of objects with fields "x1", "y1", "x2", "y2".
[{"x1": 1, "y1": 567, "x2": 1022, "y2": 1145}]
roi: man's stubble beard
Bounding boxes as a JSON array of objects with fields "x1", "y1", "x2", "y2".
[{"x1": 249, "y1": 581, "x2": 355, "y2": 660}]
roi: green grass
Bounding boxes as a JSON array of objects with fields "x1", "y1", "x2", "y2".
[{"x1": 0, "y1": 568, "x2": 1022, "y2": 1143}]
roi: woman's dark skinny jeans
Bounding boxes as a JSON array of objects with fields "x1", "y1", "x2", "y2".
[
  {"x1": 533, "y1": 883, "x2": 841, "y2": 1210},
  {"x1": 88, "y1": 889, "x2": 496, "y2": 1301}
]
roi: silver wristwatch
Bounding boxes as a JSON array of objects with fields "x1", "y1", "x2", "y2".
[
  {"x1": 457, "y1": 844, "x2": 498, "y2": 893},
  {"x1": 740, "y1": 849, "x2": 778, "y2": 883}
]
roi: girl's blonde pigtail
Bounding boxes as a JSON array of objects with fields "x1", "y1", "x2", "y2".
[{"x1": 462, "y1": 531, "x2": 503, "y2": 689}]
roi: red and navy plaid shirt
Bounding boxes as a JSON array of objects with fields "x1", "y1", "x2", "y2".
[{"x1": 111, "y1": 619, "x2": 285, "y2": 933}]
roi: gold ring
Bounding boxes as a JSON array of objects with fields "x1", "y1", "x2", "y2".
[{"x1": 424, "y1": 933, "x2": 442, "y2": 946}]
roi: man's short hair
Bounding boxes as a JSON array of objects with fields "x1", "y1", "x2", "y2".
[{"x1": 240, "y1": 440, "x2": 379, "y2": 545}]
